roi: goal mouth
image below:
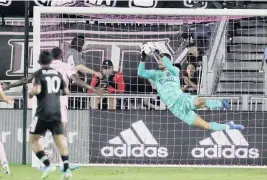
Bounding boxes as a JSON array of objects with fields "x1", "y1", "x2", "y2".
[{"x1": 32, "y1": 7, "x2": 267, "y2": 167}]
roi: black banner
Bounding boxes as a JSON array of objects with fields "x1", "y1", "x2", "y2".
[
  {"x1": 1, "y1": 1, "x2": 267, "y2": 18},
  {"x1": 90, "y1": 110, "x2": 267, "y2": 165},
  {"x1": 0, "y1": 25, "x2": 183, "y2": 94},
  {"x1": 0, "y1": 26, "x2": 33, "y2": 80}
]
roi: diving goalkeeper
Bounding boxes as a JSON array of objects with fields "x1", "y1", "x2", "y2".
[{"x1": 138, "y1": 43, "x2": 244, "y2": 131}]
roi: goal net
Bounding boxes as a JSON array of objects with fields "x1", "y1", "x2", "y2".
[{"x1": 32, "y1": 7, "x2": 267, "y2": 167}]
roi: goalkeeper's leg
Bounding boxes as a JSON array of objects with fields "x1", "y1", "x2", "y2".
[
  {"x1": 173, "y1": 109, "x2": 244, "y2": 131},
  {"x1": 169, "y1": 95, "x2": 244, "y2": 131},
  {"x1": 189, "y1": 96, "x2": 243, "y2": 130},
  {"x1": 192, "y1": 114, "x2": 244, "y2": 131},
  {"x1": 193, "y1": 96, "x2": 231, "y2": 110}
]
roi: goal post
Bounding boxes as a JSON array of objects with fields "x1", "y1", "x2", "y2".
[{"x1": 32, "y1": 6, "x2": 267, "y2": 168}]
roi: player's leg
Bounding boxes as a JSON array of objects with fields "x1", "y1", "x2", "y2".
[
  {"x1": 61, "y1": 105, "x2": 69, "y2": 147},
  {"x1": 0, "y1": 141, "x2": 9, "y2": 174},
  {"x1": 169, "y1": 95, "x2": 244, "y2": 130},
  {"x1": 61, "y1": 105, "x2": 68, "y2": 131},
  {"x1": 60, "y1": 107, "x2": 78, "y2": 172},
  {"x1": 187, "y1": 96, "x2": 244, "y2": 130},
  {"x1": 53, "y1": 134, "x2": 71, "y2": 177},
  {"x1": 29, "y1": 118, "x2": 56, "y2": 179},
  {"x1": 192, "y1": 113, "x2": 244, "y2": 130},
  {"x1": 50, "y1": 121, "x2": 72, "y2": 179},
  {"x1": 193, "y1": 96, "x2": 230, "y2": 110},
  {"x1": 36, "y1": 132, "x2": 47, "y2": 171},
  {"x1": 38, "y1": 135, "x2": 45, "y2": 149},
  {"x1": 29, "y1": 134, "x2": 48, "y2": 163}
]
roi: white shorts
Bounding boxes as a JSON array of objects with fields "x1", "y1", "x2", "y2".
[{"x1": 61, "y1": 105, "x2": 68, "y2": 122}]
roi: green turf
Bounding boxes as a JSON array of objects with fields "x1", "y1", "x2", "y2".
[{"x1": 0, "y1": 165, "x2": 266, "y2": 180}]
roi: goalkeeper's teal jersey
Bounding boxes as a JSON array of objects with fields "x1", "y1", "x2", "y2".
[{"x1": 138, "y1": 56, "x2": 183, "y2": 108}]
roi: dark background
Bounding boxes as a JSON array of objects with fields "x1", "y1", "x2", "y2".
[
  {"x1": 1, "y1": 1, "x2": 267, "y2": 18},
  {"x1": 89, "y1": 110, "x2": 267, "y2": 165},
  {"x1": 0, "y1": 24, "x2": 182, "y2": 95}
]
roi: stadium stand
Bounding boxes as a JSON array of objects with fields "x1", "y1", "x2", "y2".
[{"x1": 217, "y1": 18, "x2": 265, "y2": 95}]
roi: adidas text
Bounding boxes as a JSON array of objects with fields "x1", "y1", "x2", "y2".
[
  {"x1": 101, "y1": 144, "x2": 168, "y2": 158},
  {"x1": 191, "y1": 145, "x2": 259, "y2": 159}
]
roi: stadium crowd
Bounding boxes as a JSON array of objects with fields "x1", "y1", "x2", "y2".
[{"x1": 64, "y1": 33, "x2": 203, "y2": 110}]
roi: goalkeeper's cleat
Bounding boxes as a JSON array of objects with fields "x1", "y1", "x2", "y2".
[
  {"x1": 62, "y1": 169, "x2": 72, "y2": 180},
  {"x1": 226, "y1": 121, "x2": 245, "y2": 130},
  {"x1": 222, "y1": 99, "x2": 231, "y2": 110},
  {"x1": 41, "y1": 165, "x2": 56, "y2": 180},
  {"x1": 2, "y1": 162, "x2": 10, "y2": 175}
]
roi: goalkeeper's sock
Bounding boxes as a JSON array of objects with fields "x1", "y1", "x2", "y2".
[
  {"x1": 61, "y1": 155, "x2": 70, "y2": 172},
  {"x1": 209, "y1": 122, "x2": 230, "y2": 131},
  {"x1": 205, "y1": 100, "x2": 223, "y2": 109},
  {"x1": 36, "y1": 151, "x2": 50, "y2": 167}
]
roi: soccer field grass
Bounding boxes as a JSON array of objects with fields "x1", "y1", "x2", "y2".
[{"x1": 1, "y1": 165, "x2": 266, "y2": 180}]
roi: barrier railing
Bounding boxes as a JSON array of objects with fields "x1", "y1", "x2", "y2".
[
  {"x1": 2, "y1": 93, "x2": 244, "y2": 111},
  {"x1": 6, "y1": 94, "x2": 267, "y2": 111},
  {"x1": 250, "y1": 96, "x2": 267, "y2": 111}
]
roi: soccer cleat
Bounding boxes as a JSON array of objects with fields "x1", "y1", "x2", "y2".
[
  {"x1": 38, "y1": 166, "x2": 46, "y2": 172},
  {"x1": 60, "y1": 165, "x2": 79, "y2": 172},
  {"x1": 69, "y1": 165, "x2": 79, "y2": 171},
  {"x1": 226, "y1": 121, "x2": 245, "y2": 130},
  {"x1": 2, "y1": 162, "x2": 10, "y2": 175},
  {"x1": 222, "y1": 99, "x2": 231, "y2": 110},
  {"x1": 41, "y1": 166, "x2": 56, "y2": 180},
  {"x1": 62, "y1": 169, "x2": 72, "y2": 180}
]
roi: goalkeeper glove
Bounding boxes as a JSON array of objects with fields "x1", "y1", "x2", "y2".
[
  {"x1": 151, "y1": 42, "x2": 163, "y2": 55},
  {"x1": 141, "y1": 44, "x2": 147, "y2": 62},
  {"x1": 150, "y1": 42, "x2": 165, "y2": 58}
]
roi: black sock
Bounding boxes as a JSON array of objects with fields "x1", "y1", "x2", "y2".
[
  {"x1": 61, "y1": 155, "x2": 69, "y2": 172},
  {"x1": 36, "y1": 151, "x2": 50, "y2": 167}
]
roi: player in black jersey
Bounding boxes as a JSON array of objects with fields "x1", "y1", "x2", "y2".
[{"x1": 28, "y1": 51, "x2": 72, "y2": 180}]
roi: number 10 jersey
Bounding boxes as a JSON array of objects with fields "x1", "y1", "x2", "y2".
[{"x1": 33, "y1": 67, "x2": 66, "y2": 122}]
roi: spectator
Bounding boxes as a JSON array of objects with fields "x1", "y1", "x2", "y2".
[
  {"x1": 65, "y1": 35, "x2": 102, "y2": 91},
  {"x1": 89, "y1": 60, "x2": 125, "y2": 109},
  {"x1": 187, "y1": 46, "x2": 200, "y2": 64},
  {"x1": 181, "y1": 63, "x2": 199, "y2": 94},
  {"x1": 64, "y1": 35, "x2": 102, "y2": 109},
  {"x1": 65, "y1": 35, "x2": 85, "y2": 68}
]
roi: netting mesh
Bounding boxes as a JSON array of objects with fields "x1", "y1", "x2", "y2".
[{"x1": 35, "y1": 11, "x2": 267, "y2": 166}]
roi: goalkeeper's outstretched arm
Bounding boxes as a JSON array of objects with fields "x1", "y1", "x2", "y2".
[
  {"x1": 137, "y1": 44, "x2": 156, "y2": 79},
  {"x1": 137, "y1": 62, "x2": 156, "y2": 79}
]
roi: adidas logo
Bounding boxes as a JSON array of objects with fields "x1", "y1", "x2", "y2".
[
  {"x1": 191, "y1": 130, "x2": 259, "y2": 159},
  {"x1": 101, "y1": 120, "x2": 168, "y2": 158}
]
